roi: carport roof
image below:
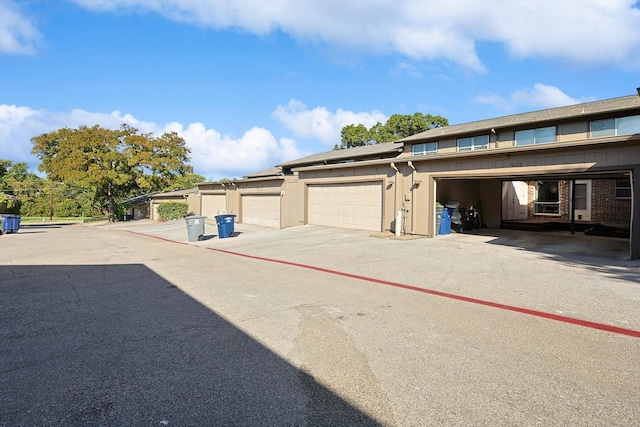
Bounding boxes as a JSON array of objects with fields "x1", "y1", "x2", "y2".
[
  {"x1": 402, "y1": 95, "x2": 640, "y2": 143},
  {"x1": 278, "y1": 142, "x2": 403, "y2": 167}
]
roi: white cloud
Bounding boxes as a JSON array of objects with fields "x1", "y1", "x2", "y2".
[
  {"x1": 69, "y1": 0, "x2": 640, "y2": 71},
  {"x1": 474, "y1": 83, "x2": 596, "y2": 114},
  {"x1": 0, "y1": 105, "x2": 306, "y2": 179},
  {"x1": 167, "y1": 122, "x2": 305, "y2": 179},
  {"x1": 392, "y1": 62, "x2": 423, "y2": 78},
  {"x1": 0, "y1": 0, "x2": 41, "y2": 55},
  {"x1": 272, "y1": 99, "x2": 388, "y2": 147}
]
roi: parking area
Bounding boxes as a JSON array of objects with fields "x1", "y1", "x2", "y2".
[{"x1": 1, "y1": 220, "x2": 639, "y2": 425}]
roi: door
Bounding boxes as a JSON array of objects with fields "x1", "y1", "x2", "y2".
[
  {"x1": 201, "y1": 194, "x2": 226, "y2": 219},
  {"x1": 573, "y1": 180, "x2": 592, "y2": 221},
  {"x1": 308, "y1": 182, "x2": 383, "y2": 231},
  {"x1": 502, "y1": 181, "x2": 528, "y2": 220},
  {"x1": 242, "y1": 194, "x2": 281, "y2": 228}
]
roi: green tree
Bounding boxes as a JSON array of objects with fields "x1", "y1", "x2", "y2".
[
  {"x1": 31, "y1": 124, "x2": 193, "y2": 221},
  {"x1": 165, "y1": 173, "x2": 207, "y2": 190},
  {"x1": 1, "y1": 160, "x2": 43, "y2": 214},
  {"x1": 335, "y1": 124, "x2": 372, "y2": 150},
  {"x1": 335, "y1": 113, "x2": 449, "y2": 149}
]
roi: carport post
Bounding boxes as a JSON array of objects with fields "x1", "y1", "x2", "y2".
[
  {"x1": 631, "y1": 167, "x2": 640, "y2": 259},
  {"x1": 570, "y1": 179, "x2": 576, "y2": 235}
]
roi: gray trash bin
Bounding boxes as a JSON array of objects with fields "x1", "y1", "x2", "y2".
[{"x1": 185, "y1": 215, "x2": 207, "y2": 242}]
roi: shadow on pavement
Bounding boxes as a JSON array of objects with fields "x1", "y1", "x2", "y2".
[
  {"x1": 0, "y1": 264, "x2": 380, "y2": 426},
  {"x1": 475, "y1": 229, "x2": 640, "y2": 282}
]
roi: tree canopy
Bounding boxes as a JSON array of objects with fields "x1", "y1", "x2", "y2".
[
  {"x1": 335, "y1": 112, "x2": 448, "y2": 150},
  {"x1": 31, "y1": 124, "x2": 193, "y2": 221}
]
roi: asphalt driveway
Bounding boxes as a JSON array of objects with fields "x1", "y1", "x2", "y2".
[{"x1": 1, "y1": 220, "x2": 639, "y2": 426}]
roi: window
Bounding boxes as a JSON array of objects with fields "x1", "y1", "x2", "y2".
[
  {"x1": 515, "y1": 126, "x2": 556, "y2": 146},
  {"x1": 457, "y1": 135, "x2": 489, "y2": 151},
  {"x1": 534, "y1": 181, "x2": 560, "y2": 215},
  {"x1": 412, "y1": 142, "x2": 437, "y2": 156},
  {"x1": 590, "y1": 115, "x2": 640, "y2": 138},
  {"x1": 574, "y1": 183, "x2": 587, "y2": 210},
  {"x1": 615, "y1": 178, "x2": 631, "y2": 198}
]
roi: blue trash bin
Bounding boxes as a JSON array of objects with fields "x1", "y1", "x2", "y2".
[
  {"x1": 0, "y1": 215, "x2": 20, "y2": 234},
  {"x1": 215, "y1": 214, "x2": 236, "y2": 238},
  {"x1": 438, "y1": 208, "x2": 451, "y2": 235}
]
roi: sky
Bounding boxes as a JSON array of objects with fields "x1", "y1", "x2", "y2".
[{"x1": 1, "y1": 0, "x2": 639, "y2": 181}]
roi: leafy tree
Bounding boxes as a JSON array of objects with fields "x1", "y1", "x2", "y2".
[
  {"x1": 166, "y1": 173, "x2": 207, "y2": 190},
  {"x1": 0, "y1": 160, "x2": 43, "y2": 214},
  {"x1": 335, "y1": 112, "x2": 449, "y2": 149},
  {"x1": 31, "y1": 124, "x2": 193, "y2": 221},
  {"x1": 335, "y1": 124, "x2": 372, "y2": 150}
]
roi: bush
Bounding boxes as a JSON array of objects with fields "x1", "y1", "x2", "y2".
[{"x1": 157, "y1": 202, "x2": 189, "y2": 220}]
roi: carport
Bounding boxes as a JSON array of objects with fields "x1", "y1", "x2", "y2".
[{"x1": 432, "y1": 167, "x2": 636, "y2": 258}]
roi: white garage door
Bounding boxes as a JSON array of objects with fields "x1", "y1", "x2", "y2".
[
  {"x1": 242, "y1": 195, "x2": 281, "y2": 228},
  {"x1": 201, "y1": 194, "x2": 226, "y2": 218},
  {"x1": 308, "y1": 182, "x2": 382, "y2": 231}
]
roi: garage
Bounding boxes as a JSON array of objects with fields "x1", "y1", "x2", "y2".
[
  {"x1": 201, "y1": 194, "x2": 226, "y2": 219},
  {"x1": 241, "y1": 194, "x2": 281, "y2": 228},
  {"x1": 308, "y1": 182, "x2": 383, "y2": 231}
]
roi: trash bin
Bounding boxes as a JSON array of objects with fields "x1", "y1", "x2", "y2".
[
  {"x1": 215, "y1": 214, "x2": 236, "y2": 238},
  {"x1": 0, "y1": 215, "x2": 20, "y2": 234},
  {"x1": 185, "y1": 215, "x2": 207, "y2": 242},
  {"x1": 438, "y1": 208, "x2": 451, "y2": 235},
  {"x1": 435, "y1": 205, "x2": 444, "y2": 234}
]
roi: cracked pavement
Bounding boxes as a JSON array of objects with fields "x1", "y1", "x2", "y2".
[{"x1": 1, "y1": 220, "x2": 639, "y2": 426}]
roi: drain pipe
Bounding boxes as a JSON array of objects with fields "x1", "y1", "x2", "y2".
[
  {"x1": 408, "y1": 161, "x2": 416, "y2": 234},
  {"x1": 391, "y1": 162, "x2": 401, "y2": 236}
]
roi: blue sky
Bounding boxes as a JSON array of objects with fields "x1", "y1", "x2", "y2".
[{"x1": 1, "y1": 0, "x2": 639, "y2": 180}]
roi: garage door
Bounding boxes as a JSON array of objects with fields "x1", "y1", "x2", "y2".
[
  {"x1": 201, "y1": 194, "x2": 226, "y2": 218},
  {"x1": 242, "y1": 194, "x2": 281, "y2": 228},
  {"x1": 308, "y1": 182, "x2": 382, "y2": 231}
]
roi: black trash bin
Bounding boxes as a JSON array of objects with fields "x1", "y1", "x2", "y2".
[{"x1": 215, "y1": 214, "x2": 236, "y2": 238}]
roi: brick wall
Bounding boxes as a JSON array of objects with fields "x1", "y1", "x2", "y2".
[
  {"x1": 591, "y1": 179, "x2": 631, "y2": 226},
  {"x1": 524, "y1": 179, "x2": 631, "y2": 226}
]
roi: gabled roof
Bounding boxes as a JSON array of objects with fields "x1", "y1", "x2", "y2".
[
  {"x1": 402, "y1": 95, "x2": 640, "y2": 143},
  {"x1": 278, "y1": 142, "x2": 403, "y2": 168}
]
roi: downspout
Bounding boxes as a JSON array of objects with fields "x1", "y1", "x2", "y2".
[
  {"x1": 391, "y1": 162, "x2": 400, "y2": 235},
  {"x1": 408, "y1": 161, "x2": 416, "y2": 234},
  {"x1": 391, "y1": 162, "x2": 399, "y2": 215}
]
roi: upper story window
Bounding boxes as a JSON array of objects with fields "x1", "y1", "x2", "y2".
[
  {"x1": 412, "y1": 142, "x2": 437, "y2": 156},
  {"x1": 590, "y1": 115, "x2": 640, "y2": 138},
  {"x1": 515, "y1": 126, "x2": 556, "y2": 146},
  {"x1": 457, "y1": 135, "x2": 488, "y2": 151}
]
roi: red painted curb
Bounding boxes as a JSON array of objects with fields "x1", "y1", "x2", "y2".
[{"x1": 127, "y1": 230, "x2": 640, "y2": 339}]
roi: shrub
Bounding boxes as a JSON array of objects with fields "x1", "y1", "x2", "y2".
[{"x1": 157, "y1": 202, "x2": 189, "y2": 220}]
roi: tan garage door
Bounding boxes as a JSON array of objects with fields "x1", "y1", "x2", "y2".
[
  {"x1": 308, "y1": 182, "x2": 382, "y2": 231},
  {"x1": 201, "y1": 194, "x2": 226, "y2": 218},
  {"x1": 242, "y1": 194, "x2": 281, "y2": 228}
]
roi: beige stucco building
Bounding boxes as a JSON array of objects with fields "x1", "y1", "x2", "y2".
[{"x1": 189, "y1": 94, "x2": 640, "y2": 258}]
